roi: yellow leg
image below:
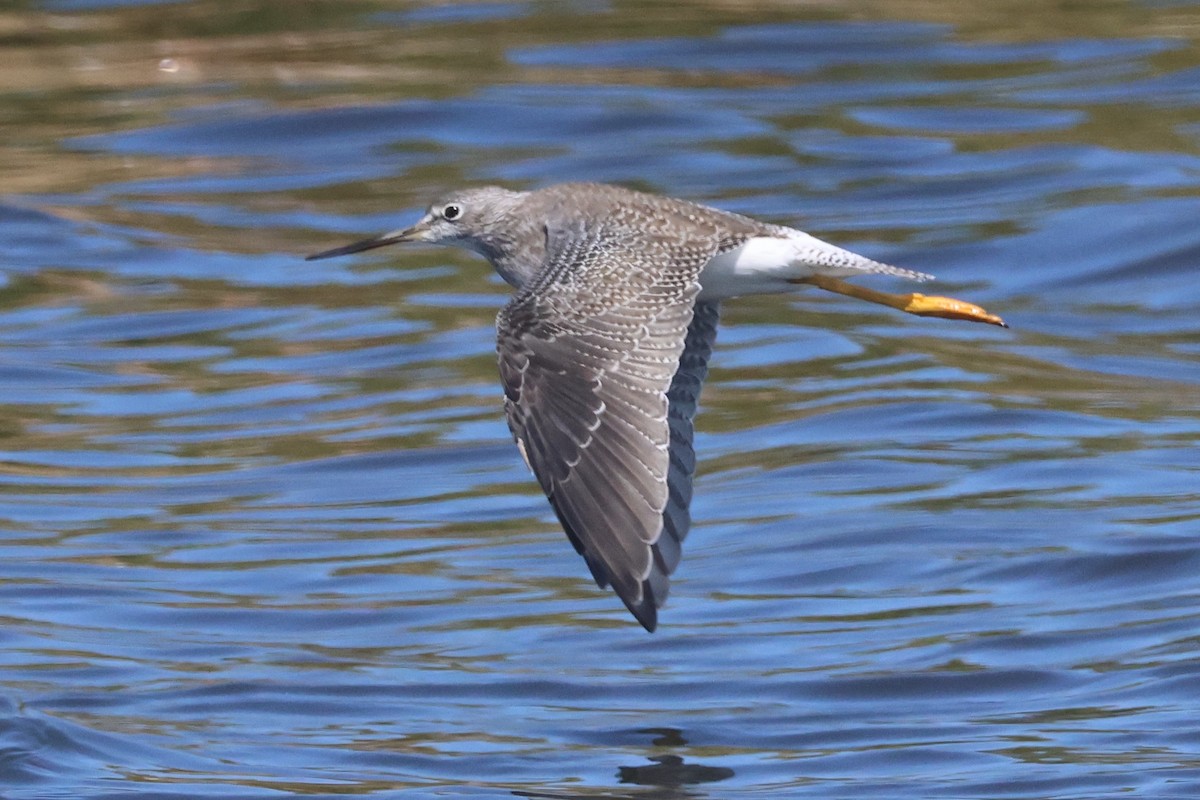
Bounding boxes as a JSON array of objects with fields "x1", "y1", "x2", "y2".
[{"x1": 792, "y1": 275, "x2": 1008, "y2": 328}]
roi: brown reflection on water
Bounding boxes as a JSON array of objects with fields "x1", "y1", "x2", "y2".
[{"x1": 4, "y1": 0, "x2": 1199, "y2": 202}]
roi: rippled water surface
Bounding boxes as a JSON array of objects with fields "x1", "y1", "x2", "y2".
[{"x1": 3, "y1": 1, "x2": 1200, "y2": 797}]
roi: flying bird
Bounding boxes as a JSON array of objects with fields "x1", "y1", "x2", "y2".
[{"x1": 308, "y1": 182, "x2": 1005, "y2": 631}]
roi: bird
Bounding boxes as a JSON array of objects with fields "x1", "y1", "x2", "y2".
[{"x1": 307, "y1": 182, "x2": 1005, "y2": 631}]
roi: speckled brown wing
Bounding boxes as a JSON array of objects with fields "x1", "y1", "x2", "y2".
[{"x1": 496, "y1": 215, "x2": 723, "y2": 631}]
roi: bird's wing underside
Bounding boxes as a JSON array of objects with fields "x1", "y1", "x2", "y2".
[
  {"x1": 660, "y1": 299, "x2": 720, "y2": 572},
  {"x1": 497, "y1": 216, "x2": 727, "y2": 631}
]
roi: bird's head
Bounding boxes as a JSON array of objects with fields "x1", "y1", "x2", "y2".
[{"x1": 306, "y1": 186, "x2": 525, "y2": 262}]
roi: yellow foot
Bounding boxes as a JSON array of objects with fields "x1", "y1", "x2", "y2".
[
  {"x1": 792, "y1": 275, "x2": 1008, "y2": 328},
  {"x1": 899, "y1": 293, "x2": 1008, "y2": 327}
]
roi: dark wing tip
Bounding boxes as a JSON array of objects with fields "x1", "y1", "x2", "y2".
[
  {"x1": 577, "y1": 526, "x2": 659, "y2": 631},
  {"x1": 618, "y1": 580, "x2": 660, "y2": 633}
]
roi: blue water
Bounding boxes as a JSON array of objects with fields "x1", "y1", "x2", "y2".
[{"x1": 2, "y1": 2, "x2": 1200, "y2": 797}]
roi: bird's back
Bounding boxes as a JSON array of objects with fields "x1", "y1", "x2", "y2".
[{"x1": 524, "y1": 183, "x2": 779, "y2": 253}]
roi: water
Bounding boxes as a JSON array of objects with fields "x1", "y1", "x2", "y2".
[{"x1": 2, "y1": 2, "x2": 1200, "y2": 797}]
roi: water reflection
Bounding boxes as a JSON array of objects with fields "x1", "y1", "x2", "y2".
[{"x1": 515, "y1": 729, "x2": 735, "y2": 800}]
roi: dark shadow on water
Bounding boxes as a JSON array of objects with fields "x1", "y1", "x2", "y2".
[
  {"x1": 515, "y1": 728, "x2": 735, "y2": 800},
  {"x1": 619, "y1": 755, "x2": 736, "y2": 793}
]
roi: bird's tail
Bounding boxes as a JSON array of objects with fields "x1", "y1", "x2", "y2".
[{"x1": 789, "y1": 230, "x2": 934, "y2": 282}]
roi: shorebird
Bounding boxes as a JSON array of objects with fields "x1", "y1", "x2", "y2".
[{"x1": 308, "y1": 182, "x2": 1005, "y2": 631}]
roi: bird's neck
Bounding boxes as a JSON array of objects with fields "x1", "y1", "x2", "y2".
[
  {"x1": 479, "y1": 212, "x2": 546, "y2": 291},
  {"x1": 490, "y1": 248, "x2": 541, "y2": 290}
]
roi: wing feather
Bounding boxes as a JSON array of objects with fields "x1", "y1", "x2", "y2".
[{"x1": 497, "y1": 212, "x2": 728, "y2": 630}]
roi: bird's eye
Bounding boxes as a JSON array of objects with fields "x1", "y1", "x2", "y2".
[{"x1": 442, "y1": 204, "x2": 463, "y2": 221}]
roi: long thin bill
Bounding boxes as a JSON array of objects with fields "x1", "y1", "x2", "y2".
[
  {"x1": 793, "y1": 275, "x2": 1008, "y2": 328},
  {"x1": 306, "y1": 228, "x2": 414, "y2": 261}
]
